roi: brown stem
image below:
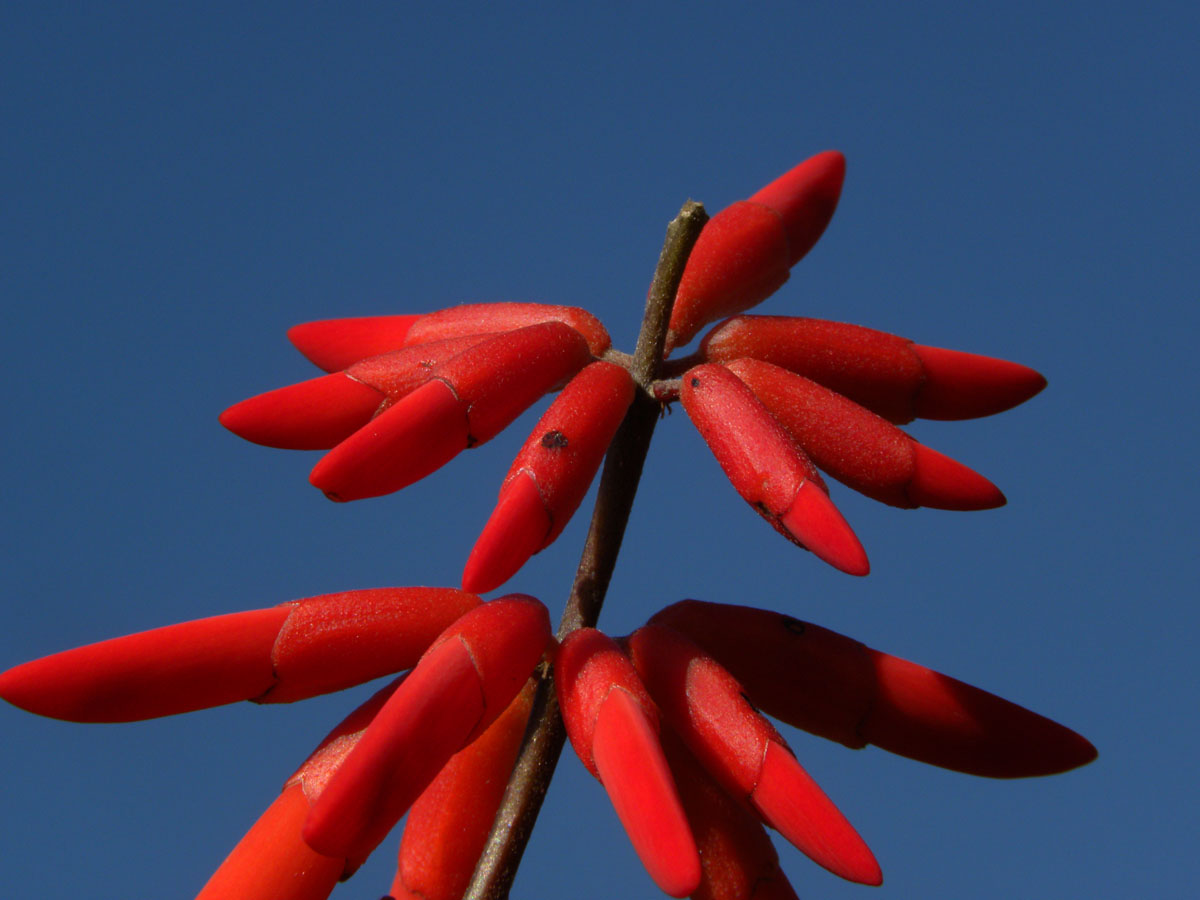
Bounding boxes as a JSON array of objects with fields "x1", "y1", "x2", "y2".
[{"x1": 462, "y1": 200, "x2": 708, "y2": 900}]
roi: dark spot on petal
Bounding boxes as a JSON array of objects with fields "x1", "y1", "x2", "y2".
[
  {"x1": 541, "y1": 430, "x2": 569, "y2": 450},
  {"x1": 690, "y1": 377, "x2": 701, "y2": 387},
  {"x1": 782, "y1": 616, "x2": 806, "y2": 636}
]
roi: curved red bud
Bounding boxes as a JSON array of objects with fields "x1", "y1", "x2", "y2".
[
  {"x1": 726, "y1": 358, "x2": 1005, "y2": 510},
  {"x1": 302, "y1": 596, "x2": 550, "y2": 868},
  {"x1": 666, "y1": 152, "x2": 846, "y2": 354},
  {"x1": 219, "y1": 374, "x2": 385, "y2": 450},
  {"x1": 680, "y1": 363, "x2": 868, "y2": 576},
  {"x1": 702, "y1": 316, "x2": 1046, "y2": 423},
  {"x1": 391, "y1": 682, "x2": 535, "y2": 900},
  {"x1": 288, "y1": 315, "x2": 422, "y2": 372},
  {"x1": 650, "y1": 600, "x2": 1097, "y2": 778},
  {"x1": 629, "y1": 625, "x2": 880, "y2": 885},
  {"x1": 310, "y1": 322, "x2": 592, "y2": 502},
  {"x1": 463, "y1": 361, "x2": 635, "y2": 593},
  {"x1": 660, "y1": 729, "x2": 801, "y2": 900},
  {"x1": 556, "y1": 628, "x2": 700, "y2": 898},
  {"x1": 403, "y1": 302, "x2": 611, "y2": 356},
  {"x1": 0, "y1": 588, "x2": 479, "y2": 723}
]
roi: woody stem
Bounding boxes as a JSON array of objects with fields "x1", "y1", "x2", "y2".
[{"x1": 463, "y1": 200, "x2": 708, "y2": 900}]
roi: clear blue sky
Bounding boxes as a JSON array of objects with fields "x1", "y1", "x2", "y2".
[{"x1": 2, "y1": 3, "x2": 1196, "y2": 898}]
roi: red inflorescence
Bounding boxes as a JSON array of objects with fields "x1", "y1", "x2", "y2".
[{"x1": 0, "y1": 151, "x2": 1089, "y2": 900}]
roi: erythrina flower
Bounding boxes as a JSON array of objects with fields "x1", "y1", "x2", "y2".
[{"x1": 2, "y1": 151, "x2": 1092, "y2": 900}]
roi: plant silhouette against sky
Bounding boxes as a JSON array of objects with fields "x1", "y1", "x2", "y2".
[{"x1": 0, "y1": 151, "x2": 1096, "y2": 900}]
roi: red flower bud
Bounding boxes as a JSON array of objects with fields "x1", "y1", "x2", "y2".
[
  {"x1": 288, "y1": 315, "x2": 423, "y2": 372},
  {"x1": 463, "y1": 361, "x2": 635, "y2": 593},
  {"x1": 680, "y1": 363, "x2": 868, "y2": 576},
  {"x1": 556, "y1": 628, "x2": 701, "y2": 898},
  {"x1": 650, "y1": 600, "x2": 1098, "y2": 778},
  {"x1": 403, "y1": 301, "x2": 611, "y2": 357},
  {"x1": 725, "y1": 357, "x2": 1005, "y2": 510},
  {"x1": 702, "y1": 315, "x2": 1046, "y2": 423}
]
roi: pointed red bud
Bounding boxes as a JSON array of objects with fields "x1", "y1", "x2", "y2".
[
  {"x1": 726, "y1": 358, "x2": 1005, "y2": 510},
  {"x1": 391, "y1": 682, "x2": 535, "y2": 900},
  {"x1": 302, "y1": 595, "x2": 550, "y2": 868},
  {"x1": 556, "y1": 629, "x2": 700, "y2": 898},
  {"x1": 0, "y1": 588, "x2": 478, "y2": 722},
  {"x1": 660, "y1": 729, "x2": 801, "y2": 900},
  {"x1": 219, "y1": 374, "x2": 385, "y2": 450},
  {"x1": 680, "y1": 363, "x2": 868, "y2": 575},
  {"x1": 403, "y1": 302, "x2": 612, "y2": 356},
  {"x1": 288, "y1": 315, "x2": 422, "y2": 372},
  {"x1": 702, "y1": 315, "x2": 1046, "y2": 423},
  {"x1": 650, "y1": 600, "x2": 1098, "y2": 778},
  {"x1": 628, "y1": 625, "x2": 880, "y2": 885},
  {"x1": 310, "y1": 322, "x2": 592, "y2": 502},
  {"x1": 463, "y1": 361, "x2": 635, "y2": 593},
  {"x1": 666, "y1": 152, "x2": 845, "y2": 354}
]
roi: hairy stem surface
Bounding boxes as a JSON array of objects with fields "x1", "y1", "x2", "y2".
[{"x1": 463, "y1": 200, "x2": 708, "y2": 900}]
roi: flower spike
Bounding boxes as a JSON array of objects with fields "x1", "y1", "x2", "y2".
[
  {"x1": 463, "y1": 360, "x2": 635, "y2": 593},
  {"x1": 680, "y1": 362, "x2": 868, "y2": 575},
  {"x1": 726, "y1": 358, "x2": 1005, "y2": 510},
  {"x1": 666, "y1": 151, "x2": 845, "y2": 353},
  {"x1": 628, "y1": 625, "x2": 881, "y2": 886},
  {"x1": 309, "y1": 321, "x2": 593, "y2": 501},
  {"x1": 701, "y1": 315, "x2": 1047, "y2": 424},
  {"x1": 0, "y1": 587, "x2": 479, "y2": 722},
  {"x1": 389, "y1": 682, "x2": 535, "y2": 900},
  {"x1": 650, "y1": 600, "x2": 1098, "y2": 778},
  {"x1": 302, "y1": 595, "x2": 551, "y2": 870},
  {"x1": 556, "y1": 628, "x2": 702, "y2": 898}
]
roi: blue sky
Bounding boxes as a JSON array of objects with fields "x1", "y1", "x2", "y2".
[{"x1": 2, "y1": 3, "x2": 1196, "y2": 898}]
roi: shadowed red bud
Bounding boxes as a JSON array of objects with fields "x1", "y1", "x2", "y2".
[
  {"x1": 463, "y1": 361, "x2": 635, "y2": 593},
  {"x1": 219, "y1": 374, "x2": 385, "y2": 450},
  {"x1": 310, "y1": 322, "x2": 592, "y2": 502},
  {"x1": 403, "y1": 302, "x2": 612, "y2": 356},
  {"x1": 288, "y1": 315, "x2": 422, "y2": 372},
  {"x1": 391, "y1": 682, "x2": 534, "y2": 900},
  {"x1": 650, "y1": 600, "x2": 1098, "y2": 778},
  {"x1": 556, "y1": 629, "x2": 700, "y2": 898},
  {"x1": 0, "y1": 588, "x2": 478, "y2": 722},
  {"x1": 665, "y1": 152, "x2": 845, "y2": 354},
  {"x1": 702, "y1": 316, "x2": 1046, "y2": 424},
  {"x1": 628, "y1": 625, "x2": 880, "y2": 885},
  {"x1": 199, "y1": 677, "x2": 403, "y2": 895},
  {"x1": 726, "y1": 358, "x2": 1005, "y2": 510},
  {"x1": 661, "y1": 729, "x2": 801, "y2": 900},
  {"x1": 680, "y1": 363, "x2": 868, "y2": 576},
  {"x1": 303, "y1": 595, "x2": 550, "y2": 869}
]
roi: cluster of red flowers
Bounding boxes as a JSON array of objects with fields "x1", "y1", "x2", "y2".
[{"x1": 0, "y1": 151, "x2": 1094, "y2": 899}]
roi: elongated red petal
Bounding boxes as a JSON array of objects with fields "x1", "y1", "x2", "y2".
[
  {"x1": 463, "y1": 361, "x2": 634, "y2": 593},
  {"x1": 593, "y1": 688, "x2": 701, "y2": 898},
  {"x1": 260, "y1": 587, "x2": 481, "y2": 704},
  {"x1": 309, "y1": 377, "x2": 468, "y2": 501},
  {"x1": 680, "y1": 363, "x2": 867, "y2": 575},
  {"x1": 391, "y1": 682, "x2": 534, "y2": 900},
  {"x1": 303, "y1": 596, "x2": 549, "y2": 868},
  {"x1": 0, "y1": 607, "x2": 288, "y2": 722},
  {"x1": 629, "y1": 625, "x2": 879, "y2": 885},
  {"x1": 302, "y1": 636, "x2": 487, "y2": 866},
  {"x1": 288, "y1": 315, "x2": 422, "y2": 372},
  {"x1": 462, "y1": 470, "x2": 549, "y2": 594},
  {"x1": 702, "y1": 315, "x2": 1045, "y2": 423},
  {"x1": 650, "y1": 600, "x2": 1097, "y2": 777},
  {"x1": 666, "y1": 152, "x2": 846, "y2": 353},
  {"x1": 219, "y1": 373, "x2": 385, "y2": 450},
  {"x1": 403, "y1": 302, "x2": 611, "y2": 356},
  {"x1": 859, "y1": 649, "x2": 1098, "y2": 778},
  {"x1": 661, "y1": 729, "x2": 801, "y2": 900},
  {"x1": 195, "y1": 783, "x2": 344, "y2": 900},
  {"x1": 727, "y1": 357, "x2": 1004, "y2": 510}
]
